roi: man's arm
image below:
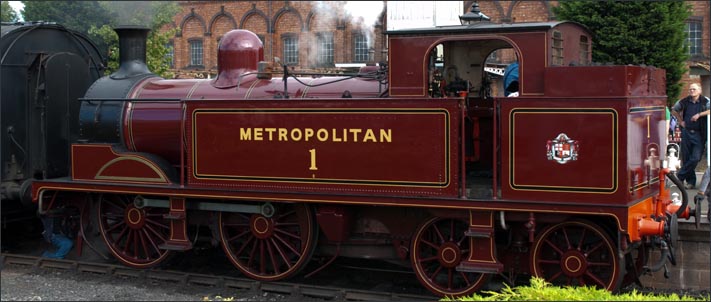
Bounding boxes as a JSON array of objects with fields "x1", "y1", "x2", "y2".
[
  {"x1": 691, "y1": 96, "x2": 711, "y2": 122},
  {"x1": 671, "y1": 100, "x2": 685, "y2": 127}
]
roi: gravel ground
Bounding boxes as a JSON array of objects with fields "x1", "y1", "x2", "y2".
[{"x1": 0, "y1": 265, "x2": 290, "y2": 301}]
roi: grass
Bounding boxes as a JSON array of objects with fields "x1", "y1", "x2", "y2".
[{"x1": 444, "y1": 278, "x2": 708, "y2": 301}]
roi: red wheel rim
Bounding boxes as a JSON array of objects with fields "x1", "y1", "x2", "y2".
[
  {"x1": 219, "y1": 203, "x2": 316, "y2": 281},
  {"x1": 411, "y1": 217, "x2": 489, "y2": 297},
  {"x1": 531, "y1": 220, "x2": 622, "y2": 290},
  {"x1": 98, "y1": 195, "x2": 172, "y2": 268}
]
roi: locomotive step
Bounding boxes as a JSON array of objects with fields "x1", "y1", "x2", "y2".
[
  {"x1": 163, "y1": 212, "x2": 186, "y2": 220},
  {"x1": 464, "y1": 227, "x2": 493, "y2": 238},
  {"x1": 456, "y1": 261, "x2": 503, "y2": 274},
  {"x1": 158, "y1": 242, "x2": 193, "y2": 251}
]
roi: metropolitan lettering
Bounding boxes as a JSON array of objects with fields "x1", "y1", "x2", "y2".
[{"x1": 239, "y1": 127, "x2": 392, "y2": 143}]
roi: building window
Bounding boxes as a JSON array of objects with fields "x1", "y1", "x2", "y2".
[
  {"x1": 686, "y1": 20, "x2": 702, "y2": 56},
  {"x1": 316, "y1": 32, "x2": 334, "y2": 67},
  {"x1": 189, "y1": 39, "x2": 203, "y2": 66},
  {"x1": 552, "y1": 31, "x2": 563, "y2": 66},
  {"x1": 353, "y1": 33, "x2": 369, "y2": 62},
  {"x1": 579, "y1": 36, "x2": 589, "y2": 65},
  {"x1": 166, "y1": 41, "x2": 174, "y2": 68},
  {"x1": 257, "y1": 34, "x2": 265, "y2": 46},
  {"x1": 282, "y1": 34, "x2": 299, "y2": 65}
]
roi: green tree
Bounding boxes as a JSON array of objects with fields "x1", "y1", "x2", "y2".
[
  {"x1": 554, "y1": 1, "x2": 691, "y2": 104},
  {"x1": 21, "y1": 1, "x2": 115, "y2": 34},
  {"x1": 88, "y1": 1, "x2": 179, "y2": 78},
  {"x1": 1, "y1": 1, "x2": 18, "y2": 22}
]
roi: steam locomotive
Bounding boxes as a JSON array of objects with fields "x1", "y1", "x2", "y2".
[
  {"x1": 1, "y1": 22, "x2": 104, "y2": 226},
  {"x1": 29, "y1": 19, "x2": 700, "y2": 297}
]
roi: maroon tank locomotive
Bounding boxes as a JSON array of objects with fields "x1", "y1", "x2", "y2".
[{"x1": 31, "y1": 21, "x2": 698, "y2": 297}]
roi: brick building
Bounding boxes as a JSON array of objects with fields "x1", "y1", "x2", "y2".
[
  {"x1": 165, "y1": 1, "x2": 386, "y2": 78},
  {"x1": 164, "y1": 0, "x2": 709, "y2": 96}
]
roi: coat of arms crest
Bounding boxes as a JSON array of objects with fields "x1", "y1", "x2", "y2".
[{"x1": 546, "y1": 133, "x2": 579, "y2": 164}]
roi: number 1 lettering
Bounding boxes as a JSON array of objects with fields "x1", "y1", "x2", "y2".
[{"x1": 309, "y1": 149, "x2": 318, "y2": 171}]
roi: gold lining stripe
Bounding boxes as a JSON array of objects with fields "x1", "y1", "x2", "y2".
[
  {"x1": 191, "y1": 108, "x2": 450, "y2": 187},
  {"x1": 186, "y1": 81, "x2": 202, "y2": 99},
  {"x1": 301, "y1": 78, "x2": 317, "y2": 98},
  {"x1": 244, "y1": 79, "x2": 261, "y2": 99},
  {"x1": 510, "y1": 108, "x2": 618, "y2": 193},
  {"x1": 95, "y1": 157, "x2": 169, "y2": 184}
]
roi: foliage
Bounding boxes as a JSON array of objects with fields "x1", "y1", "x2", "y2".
[
  {"x1": 553, "y1": 1, "x2": 691, "y2": 105},
  {"x1": 1, "y1": 1, "x2": 18, "y2": 22},
  {"x1": 444, "y1": 278, "x2": 706, "y2": 301},
  {"x1": 88, "y1": 2, "x2": 179, "y2": 78},
  {"x1": 21, "y1": 1, "x2": 115, "y2": 34}
]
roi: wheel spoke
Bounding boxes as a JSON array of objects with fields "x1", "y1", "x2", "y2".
[
  {"x1": 428, "y1": 265, "x2": 443, "y2": 281},
  {"x1": 544, "y1": 239, "x2": 565, "y2": 255},
  {"x1": 549, "y1": 271, "x2": 563, "y2": 281},
  {"x1": 259, "y1": 240, "x2": 266, "y2": 274},
  {"x1": 538, "y1": 259, "x2": 560, "y2": 265},
  {"x1": 102, "y1": 213, "x2": 124, "y2": 219},
  {"x1": 274, "y1": 227, "x2": 301, "y2": 240},
  {"x1": 144, "y1": 224, "x2": 168, "y2": 243},
  {"x1": 273, "y1": 233, "x2": 301, "y2": 257},
  {"x1": 265, "y1": 239, "x2": 279, "y2": 274},
  {"x1": 138, "y1": 231, "x2": 149, "y2": 259},
  {"x1": 562, "y1": 227, "x2": 572, "y2": 250},
  {"x1": 276, "y1": 210, "x2": 296, "y2": 220},
  {"x1": 447, "y1": 268, "x2": 454, "y2": 290},
  {"x1": 449, "y1": 219, "x2": 454, "y2": 241},
  {"x1": 270, "y1": 237, "x2": 292, "y2": 269},
  {"x1": 459, "y1": 271, "x2": 471, "y2": 286},
  {"x1": 122, "y1": 230, "x2": 134, "y2": 254},
  {"x1": 246, "y1": 237, "x2": 259, "y2": 268},
  {"x1": 228, "y1": 229, "x2": 251, "y2": 243},
  {"x1": 418, "y1": 255, "x2": 439, "y2": 263},
  {"x1": 133, "y1": 229, "x2": 140, "y2": 257},
  {"x1": 585, "y1": 271, "x2": 607, "y2": 288},
  {"x1": 577, "y1": 228, "x2": 587, "y2": 250},
  {"x1": 585, "y1": 241, "x2": 605, "y2": 256},
  {"x1": 146, "y1": 219, "x2": 170, "y2": 231},
  {"x1": 432, "y1": 225, "x2": 445, "y2": 243},
  {"x1": 114, "y1": 225, "x2": 129, "y2": 243},
  {"x1": 141, "y1": 228, "x2": 162, "y2": 256},
  {"x1": 420, "y1": 238, "x2": 440, "y2": 250},
  {"x1": 106, "y1": 221, "x2": 126, "y2": 233},
  {"x1": 587, "y1": 261, "x2": 612, "y2": 267},
  {"x1": 234, "y1": 235, "x2": 255, "y2": 257},
  {"x1": 105, "y1": 199, "x2": 125, "y2": 211}
]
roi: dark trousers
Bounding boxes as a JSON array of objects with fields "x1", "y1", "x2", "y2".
[{"x1": 678, "y1": 128, "x2": 704, "y2": 186}]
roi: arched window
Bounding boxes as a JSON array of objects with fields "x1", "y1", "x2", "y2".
[
  {"x1": 282, "y1": 33, "x2": 299, "y2": 65},
  {"x1": 316, "y1": 32, "x2": 334, "y2": 67},
  {"x1": 353, "y1": 33, "x2": 369, "y2": 62},
  {"x1": 189, "y1": 39, "x2": 204, "y2": 67}
]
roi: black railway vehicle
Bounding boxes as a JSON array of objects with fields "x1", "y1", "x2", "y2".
[{"x1": 1, "y1": 22, "x2": 105, "y2": 224}]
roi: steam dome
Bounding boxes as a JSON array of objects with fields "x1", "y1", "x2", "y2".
[{"x1": 213, "y1": 29, "x2": 264, "y2": 88}]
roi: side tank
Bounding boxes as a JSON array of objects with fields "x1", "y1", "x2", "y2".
[
  {"x1": 80, "y1": 27, "x2": 384, "y2": 166},
  {"x1": 1, "y1": 22, "x2": 104, "y2": 208}
]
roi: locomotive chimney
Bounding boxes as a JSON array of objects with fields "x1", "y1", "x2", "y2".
[{"x1": 111, "y1": 25, "x2": 152, "y2": 79}]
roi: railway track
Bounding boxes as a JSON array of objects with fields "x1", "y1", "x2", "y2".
[{"x1": 0, "y1": 253, "x2": 435, "y2": 301}]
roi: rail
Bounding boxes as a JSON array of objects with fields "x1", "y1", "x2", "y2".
[{"x1": 0, "y1": 253, "x2": 435, "y2": 301}]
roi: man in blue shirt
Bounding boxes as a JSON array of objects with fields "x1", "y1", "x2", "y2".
[{"x1": 671, "y1": 83, "x2": 710, "y2": 189}]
